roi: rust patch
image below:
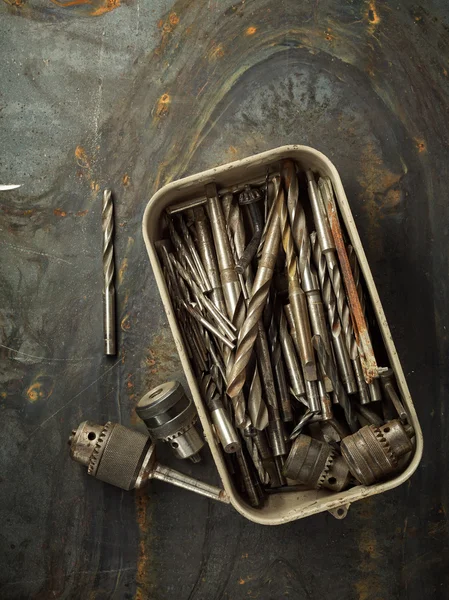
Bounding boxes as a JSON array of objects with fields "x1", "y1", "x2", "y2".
[
  {"x1": 325, "y1": 182, "x2": 377, "y2": 382},
  {"x1": 415, "y1": 139, "x2": 426, "y2": 153},
  {"x1": 122, "y1": 173, "x2": 130, "y2": 186},
  {"x1": 49, "y1": 0, "x2": 120, "y2": 17},
  {"x1": 3, "y1": 0, "x2": 24, "y2": 6},
  {"x1": 75, "y1": 209, "x2": 89, "y2": 217},
  {"x1": 209, "y1": 43, "x2": 225, "y2": 61},
  {"x1": 367, "y1": 0, "x2": 380, "y2": 30},
  {"x1": 245, "y1": 26, "x2": 257, "y2": 36},
  {"x1": 134, "y1": 489, "x2": 153, "y2": 600},
  {"x1": 143, "y1": 329, "x2": 180, "y2": 384},
  {"x1": 26, "y1": 376, "x2": 54, "y2": 403},
  {"x1": 228, "y1": 145, "x2": 238, "y2": 156},
  {"x1": 75, "y1": 146, "x2": 90, "y2": 168},
  {"x1": 118, "y1": 257, "x2": 128, "y2": 285},
  {"x1": 54, "y1": 208, "x2": 67, "y2": 217},
  {"x1": 168, "y1": 12, "x2": 179, "y2": 26},
  {"x1": 325, "y1": 28, "x2": 335, "y2": 41},
  {"x1": 155, "y1": 93, "x2": 171, "y2": 119},
  {"x1": 121, "y1": 314, "x2": 131, "y2": 331}
]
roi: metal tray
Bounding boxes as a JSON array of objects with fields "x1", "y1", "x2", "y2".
[{"x1": 142, "y1": 145, "x2": 423, "y2": 525}]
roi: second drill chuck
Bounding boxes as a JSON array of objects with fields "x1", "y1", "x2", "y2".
[{"x1": 136, "y1": 381, "x2": 204, "y2": 462}]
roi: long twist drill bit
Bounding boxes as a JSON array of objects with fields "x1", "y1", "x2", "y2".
[
  {"x1": 347, "y1": 245, "x2": 383, "y2": 403},
  {"x1": 178, "y1": 215, "x2": 211, "y2": 292},
  {"x1": 222, "y1": 194, "x2": 269, "y2": 433},
  {"x1": 102, "y1": 189, "x2": 116, "y2": 355},
  {"x1": 167, "y1": 217, "x2": 205, "y2": 292},
  {"x1": 316, "y1": 176, "x2": 379, "y2": 382},
  {"x1": 310, "y1": 232, "x2": 357, "y2": 395},
  {"x1": 226, "y1": 176, "x2": 283, "y2": 399},
  {"x1": 312, "y1": 335, "x2": 359, "y2": 433},
  {"x1": 279, "y1": 162, "x2": 316, "y2": 381}
]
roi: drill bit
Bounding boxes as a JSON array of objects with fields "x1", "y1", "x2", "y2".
[
  {"x1": 279, "y1": 161, "x2": 316, "y2": 381},
  {"x1": 236, "y1": 185, "x2": 263, "y2": 273},
  {"x1": 194, "y1": 206, "x2": 228, "y2": 317},
  {"x1": 312, "y1": 335, "x2": 359, "y2": 432},
  {"x1": 178, "y1": 215, "x2": 212, "y2": 292},
  {"x1": 347, "y1": 245, "x2": 383, "y2": 403},
  {"x1": 102, "y1": 189, "x2": 116, "y2": 355},
  {"x1": 182, "y1": 302, "x2": 236, "y2": 350},
  {"x1": 227, "y1": 176, "x2": 283, "y2": 399},
  {"x1": 267, "y1": 302, "x2": 293, "y2": 422},
  {"x1": 278, "y1": 310, "x2": 306, "y2": 399},
  {"x1": 310, "y1": 232, "x2": 357, "y2": 395},
  {"x1": 317, "y1": 176, "x2": 379, "y2": 382},
  {"x1": 201, "y1": 373, "x2": 240, "y2": 453},
  {"x1": 222, "y1": 193, "x2": 270, "y2": 434},
  {"x1": 167, "y1": 217, "x2": 206, "y2": 292}
]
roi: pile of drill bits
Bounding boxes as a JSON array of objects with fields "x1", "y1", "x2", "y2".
[{"x1": 157, "y1": 160, "x2": 414, "y2": 507}]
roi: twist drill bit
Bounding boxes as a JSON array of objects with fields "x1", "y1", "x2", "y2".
[
  {"x1": 102, "y1": 189, "x2": 116, "y2": 355},
  {"x1": 279, "y1": 162, "x2": 316, "y2": 381},
  {"x1": 347, "y1": 245, "x2": 383, "y2": 403},
  {"x1": 178, "y1": 215, "x2": 211, "y2": 292},
  {"x1": 278, "y1": 310, "x2": 306, "y2": 399},
  {"x1": 236, "y1": 185, "x2": 263, "y2": 273},
  {"x1": 310, "y1": 232, "x2": 357, "y2": 395},
  {"x1": 167, "y1": 217, "x2": 205, "y2": 292},
  {"x1": 182, "y1": 302, "x2": 235, "y2": 350},
  {"x1": 222, "y1": 194, "x2": 271, "y2": 434},
  {"x1": 268, "y1": 304, "x2": 293, "y2": 422},
  {"x1": 312, "y1": 335, "x2": 359, "y2": 432},
  {"x1": 248, "y1": 364, "x2": 269, "y2": 430},
  {"x1": 317, "y1": 176, "x2": 379, "y2": 382},
  {"x1": 227, "y1": 176, "x2": 283, "y2": 399}
]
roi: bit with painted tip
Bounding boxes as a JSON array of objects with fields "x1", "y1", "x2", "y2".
[
  {"x1": 312, "y1": 335, "x2": 359, "y2": 433},
  {"x1": 226, "y1": 176, "x2": 283, "y2": 400},
  {"x1": 280, "y1": 160, "x2": 316, "y2": 381},
  {"x1": 102, "y1": 189, "x2": 116, "y2": 355}
]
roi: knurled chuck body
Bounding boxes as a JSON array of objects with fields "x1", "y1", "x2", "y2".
[
  {"x1": 136, "y1": 381, "x2": 204, "y2": 462},
  {"x1": 341, "y1": 419, "x2": 414, "y2": 486},
  {"x1": 283, "y1": 434, "x2": 351, "y2": 492}
]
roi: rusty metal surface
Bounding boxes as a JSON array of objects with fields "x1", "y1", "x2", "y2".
[{"x1": 0, "y1": 0, "x2": 448, "y2": 598}]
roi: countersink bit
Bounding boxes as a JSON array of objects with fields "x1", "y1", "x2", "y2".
[
  {"x1": 310, "y1": 232, "x2": 358, "y2": 396},
  {"x1": 347, "y1": 245, "x2": 383, "y2": 403},
  {"x1": 278, "y1": 310, "x2": 306, "y2": 399},
  {"x1": 178, "y1": 215, "x2": 212, "y2": 292},
  {"x1": 278, "y1": 162, "x2": 316, "y2": 381},
  {"x1": 312, "y1": 335, "x2": 359, "y2": 433},
  {"x1": 226, "y1": 176, "x2": 283, "y2": 399},
  {"x1": 102, "y1": 189, "x2": 116, "y2": 355},
  {"x1": 317, "y1": 176, "x2": 379, "y2": 382},
  {"x1": 194, "y1": 206, "x2": 228, "y2": 317}
]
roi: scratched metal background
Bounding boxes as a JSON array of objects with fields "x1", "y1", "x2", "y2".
[{"x1": 0, "y1": 0, "x2": 448, "y2": 598}]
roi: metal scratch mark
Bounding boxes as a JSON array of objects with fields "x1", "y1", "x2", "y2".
[{"x1": 1, "y1": 242, "x2": 73, "y2": 265}]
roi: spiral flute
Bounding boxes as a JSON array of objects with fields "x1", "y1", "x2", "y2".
[
  {"x1": 279, "y1": 161, "x2": 316, "y2": 381},
  {"x1": 227, "y1": 177, "x2": 283, "y2": 399},
  {"x1": 102, "y1": 189, "x2": 116, "y2": 355}
]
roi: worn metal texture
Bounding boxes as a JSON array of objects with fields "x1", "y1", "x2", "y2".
[{"x1": 0, "y1": 0, "x2": 448, "y2": 598}]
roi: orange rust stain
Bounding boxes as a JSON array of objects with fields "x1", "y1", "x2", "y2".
[
  {"x1": 121, "y1": 314, "x2": 131, "y2": 331},
  {"x1": 157, "y1": 18, "x2": 164, "y2": 28},
  {"x1": 168, "y1": 12, "x2": 179, "y2": 25},
  {"x1": 443, "y1": 68, "x2": 448, "y2": 77},
  {"x1": 75, "y1": 146, "x2": 90, "y2": 169},
  {"x1": 49, "y1": 0, "x2": 120, "y2": 16},
  {"x1": 26, "y1": 378, "x2": 54, "y2": 403},
  {"x1": 90, "y1": 180, "x2": 100, "y2": 192},
  {"x1": 54, "y1": 208, "x2": 67, "y2": 217},
  {"x1": 228, "y1": 146, "x2": 238, "y2": 157},
  {"x1": 209, "y1": 43, "x2": 225, "y2": 61},
  {"x1": 0, "y1": 391, "x2": 7, "y2": 399},
  {"x1": 238, "y1": 578, "x2": 246, "y2": 585},
  {"x1": 415, "y1": 139, "x2": 426, "y2": 153},
  {"x1": 135, "y1": 489, "x2": 152, "y2": 599},
  {"x1": 245, "y1": 26, "x2": 257, "y2": 36},
  {"x1": 118, "y1": 258, "x2": 128, "y2": 285},
  {"x1": 155, "y1": 93, "x2": 171, "y2": 119},
  {"x1": 76, "y1": 209, "x2": 89, "y2": 217},
  {"x1": 4, "y1": 0, "x2": 24, "y2": 6},
  {"x1": 325, "y1": 29, "x2": 334, "y2": 41},
  {"x1": 366, "y1": 0, "x2": 380, "y2": 33},
  {"x1": 122, "y1": 173, "x2": 130, "y2": 186}
]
